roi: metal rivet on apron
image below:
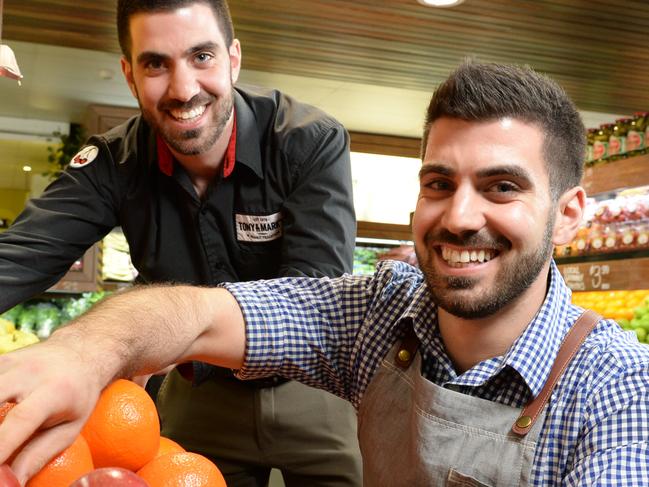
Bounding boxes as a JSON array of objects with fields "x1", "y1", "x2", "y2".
[
  {"x1": 515, "y1": 415, "x2": 532, "y2": 429},
  {"x1": 397, "y1": 349, "x2": 411, "y2": 364}
]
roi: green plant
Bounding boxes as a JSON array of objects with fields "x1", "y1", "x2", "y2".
[{"x1": 44, "y1": 123, "x2": 85, "y2": 180}]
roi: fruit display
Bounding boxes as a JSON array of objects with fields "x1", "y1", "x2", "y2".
[
  {"x1": 137, "y1": 452, "x2": 227, "y2": 487},
  {"x1": 572, "y1": 289, "x2": 649, "y2": 344},
  {"x1": 0, "y1": 379, "x2": 227, "y2": 486},
  {"x1": 0, "y1": 318, "x2": 39, "y2": 354},
  {"x1": 555, "y1": 186, "x2": 649, "y2": 258},
  {"x1": 354, "y1": 244, "x2": 417, "y2": 275},
  {"x1": 353, "y1": 245, "x2": 385, "y2": 275},
  {"x1": 70, "y1": 468, "x2": 149, "y2": 486},
  {"x1": 0, "y1": 291, "x2": 107, "y2": 341}
]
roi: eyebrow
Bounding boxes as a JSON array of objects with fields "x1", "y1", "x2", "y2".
[
  {"x1": 418, "y1": 163, "x2": 453, "y2": 180},
  {"x1": 418, "y1": 163, "x2": 534, "y2": 184},
  {"x1": 136, "y1": 41, "x2": 220, "y2": 65}
]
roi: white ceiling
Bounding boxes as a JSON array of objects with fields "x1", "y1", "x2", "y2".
[{"x1": 0, "y1": 40, "x2": 626, "y2": 192}]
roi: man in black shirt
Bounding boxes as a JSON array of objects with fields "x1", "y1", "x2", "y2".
[{"x1": 0, "y1": 1, "x2": 361, "y2": 485}]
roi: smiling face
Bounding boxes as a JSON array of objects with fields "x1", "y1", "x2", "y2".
[
  {"x1": 120, "y1": 3, "x2": 241, "y2": 156},
  {"x1": 413, "y1": 117, "x2": 558, "y2": 319}
]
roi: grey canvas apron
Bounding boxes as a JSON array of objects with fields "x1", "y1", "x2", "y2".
[{"x1": 357, "y1": 310, "x2": 600, "y2": 486}]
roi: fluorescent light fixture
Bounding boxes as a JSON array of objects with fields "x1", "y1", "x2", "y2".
[
  {"x1": 22, "y1": 165, "x2": 32, "y2": 172},
  {"x1": 417, "y1": 0, "x2": 465, "y2": 6}
]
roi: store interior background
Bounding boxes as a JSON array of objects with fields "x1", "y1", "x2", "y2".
[
  {"x1": 2, "y1": 0, "x2": 647, "y2": 226},
  {"x1": 0, "y1": 1, "x2": 648, "y2": 484}
]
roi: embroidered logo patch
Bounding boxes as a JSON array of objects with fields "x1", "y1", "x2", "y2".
[
  {"x1": 236, "y1": 212, "x2": 283, "y2": 242},
  {"x1": 69, "y1": 146, "x2": 99, "y2": 168}
]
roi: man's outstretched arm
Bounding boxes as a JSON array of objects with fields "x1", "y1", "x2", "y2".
[{"x1": 0, "y1": 285, "x2": 245, "y2": 485}]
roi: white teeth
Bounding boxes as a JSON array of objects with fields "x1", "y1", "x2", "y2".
[
  {"x1": 441, "y1": 246, "x2": 495, "y2": 266},
  {"x1": 170, "y1": 105, "x2": 206, "y2": 120}
]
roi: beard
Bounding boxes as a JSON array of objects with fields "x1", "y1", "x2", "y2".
[
  {"x1": 415, "y1": 214, "x2": 555, "y2": 320},
  {"x1": 137, "y1": 85, "x2": 234, "y2": 156}
]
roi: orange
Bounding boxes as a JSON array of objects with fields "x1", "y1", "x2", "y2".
[
  {"x1": 137, "y1": 452, "x2": 226, "y2": 487},
  {"x1": 26, "y1": 435, "x2": 94, "y2": 487},
  {"x1": 0, "y1": 402, "x2": 19, "y2": 464},
  {"x1": 81, "y1": 379, "x2": 160, "y2": 471},
  {"x1": 0, "y1": 401, "x2": 15, "y2": 421},
  {"x1": 155, "y1": 437, "x2": 185, "y2": 458}
]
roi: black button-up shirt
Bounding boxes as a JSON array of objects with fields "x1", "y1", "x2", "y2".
[{"x1": 0, "y1": 87, "x2": 356, "y2": 310}]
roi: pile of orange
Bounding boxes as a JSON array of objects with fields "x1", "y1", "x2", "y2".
[
  {"x1": 1, "y1": 379, "x2": 227, "y2": 486},
  {"x1": 572, "y1": 289, "x2": 649, "y2": 322}
]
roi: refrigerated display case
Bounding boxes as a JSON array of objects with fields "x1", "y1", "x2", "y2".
[{"x1": 556, "y1": 153, "x2": 649, "y2": 292}]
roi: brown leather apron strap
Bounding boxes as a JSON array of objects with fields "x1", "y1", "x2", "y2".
[
  {"x1": 395, "y1": 326, "x2": 419, "y2": 369},
  {"x1": 512, "y1": 309, "x2": 602, "y2": 435}
]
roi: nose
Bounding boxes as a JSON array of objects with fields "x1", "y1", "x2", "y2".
[
  {"x1": 440, "y1": 184, "x2": 486, "y2": 235},
  {"x1": 167, "y1": 64, "x2": 200, "y2": 102}
]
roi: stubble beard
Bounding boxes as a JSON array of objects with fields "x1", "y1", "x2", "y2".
[
  {"x1": 415, "y1": 216, "x2": 555, "y2": 319},
  {"x1": 138, "y1": 85, "x2": 234, "y2": 156}
]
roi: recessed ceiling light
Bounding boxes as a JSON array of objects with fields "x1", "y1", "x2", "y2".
[
  {"x1": 417, "y1": 0, "x2": 465, "y2": 7},
  {"x1": 22, "y1": 165, "x2": 32, "y2": 172}
]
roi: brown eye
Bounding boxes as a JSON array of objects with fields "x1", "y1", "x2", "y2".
[{"x1": 488, "y1": 181, "x2": 519, "y2": 193}]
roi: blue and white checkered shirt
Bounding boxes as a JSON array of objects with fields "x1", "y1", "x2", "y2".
[{"x1": 222, "y1": 260, "x2": 649, "y2": 485}]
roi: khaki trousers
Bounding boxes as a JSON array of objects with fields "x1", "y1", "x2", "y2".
[{"x1": 158, "y1": 369, "x2": 362, "y2": 487}]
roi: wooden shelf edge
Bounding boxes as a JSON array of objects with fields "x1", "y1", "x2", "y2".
[
  {"x1": 357, "y1": 221, "x2": 412, "y2": 241},
  {"x1": 582, "y1": 153, "x2": 649, "y2": 196}
]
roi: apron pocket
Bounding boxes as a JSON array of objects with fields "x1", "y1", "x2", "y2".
[{"x1": 447, "y1": 468, "x2": 492, "y2": 487}]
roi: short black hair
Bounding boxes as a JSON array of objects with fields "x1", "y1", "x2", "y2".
[
  {"x1": 117, "y1": 0, "x2": 235, "y2": 61},
  {"x1": 422, "y1": 61, "x2": 585, "y2": 199}
]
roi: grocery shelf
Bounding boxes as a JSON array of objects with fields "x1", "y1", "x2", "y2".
[
  {"x1": 357, "y1": 220, "x2": 412, "y2": 241},
  {"x1": 556, "y1": 152, "x2": 649, "y2": 292},
  {"x1": 582, "y1": 153, "x2": 649, "y2": 196},
  {"x1": 555, "y1": 249, "x2": 649, "y2": 265}
]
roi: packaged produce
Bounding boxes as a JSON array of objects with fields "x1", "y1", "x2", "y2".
[
  {"x1": 606, "y1": 122, "x2": 624, "y2": 160},
  {"x1": 626, "y1": 114, "x2": 646, "y2": 154},
  {"x1": 572, "y1": 290, "x2": 649, "y2": 345},
  {"x1": 0, "y1": 317, "x2": 39, "y2": 354},
  {"x1": 591, "y1": 126, "x2": 609, "y2": 163}
]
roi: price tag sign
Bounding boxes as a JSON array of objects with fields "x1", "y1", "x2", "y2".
[
  {"x1": 588, "y1": 264, "x2": 610, "y2": 290},
  {"x1": 558, "y1": 257, "x2": 649, "y2": 292},
  {"x1": 561, "y1": 263, "x2": 610, "y2": 290}
]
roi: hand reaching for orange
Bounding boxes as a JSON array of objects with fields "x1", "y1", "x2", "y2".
[{"x1": 2, "y1": 379, "x2": 227, "y2": 486}]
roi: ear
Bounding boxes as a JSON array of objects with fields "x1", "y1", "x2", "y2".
[
  {"x1": 120, "y1": 56, "x2": 138, "y2": 99},
  {"x1": 228, "y1": 39, "x2": 242, "y2": 85},
  {"x1": 552, "y1": 186, "x2": 586, "y2": 246}
]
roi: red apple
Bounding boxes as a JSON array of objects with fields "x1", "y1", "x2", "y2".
[
  {"x1": 0, "y1": 465, "x2": 20, "y2": 487},
  {"x1": 69, "y1": 467, "x2": 148, "y2": 486}
]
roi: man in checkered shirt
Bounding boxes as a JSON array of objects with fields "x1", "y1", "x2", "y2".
[{"x1": 1, "y1": 61, "x2": 648, "y2": 486}]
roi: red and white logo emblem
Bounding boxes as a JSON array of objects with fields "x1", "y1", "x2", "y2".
[{"x1": 69, "y1": 145, "x2": 99, "y2": 168}]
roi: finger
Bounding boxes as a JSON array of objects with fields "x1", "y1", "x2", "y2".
[
  {"x1": 131, "y1": 374, "x2": 152, "y2": 388},
  {"x1": 10, "y1": 421, "x2": 82, "y2": 486},
  {"x1": 0, "y1": 388, "x2": 77, "y2": 466},
  {"x1": 0, "y1": 402, "x2": 39, "y2": 466}
]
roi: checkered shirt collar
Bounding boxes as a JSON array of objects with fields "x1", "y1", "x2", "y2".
[{"x1": 404, "y1": 261, "x2": 573, "y2": 396}]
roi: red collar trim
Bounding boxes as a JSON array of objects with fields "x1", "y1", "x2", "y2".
[
  {"x1": 223, "y1": 110, "x2": 236, "y2": 178},
  {"x1": 156, "y1": 111, "x2": 237, "y2": 178},
  {"x1": 156, "y1": 135, "x2": 174, "y2": 176}
]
